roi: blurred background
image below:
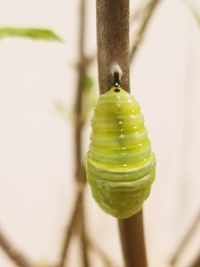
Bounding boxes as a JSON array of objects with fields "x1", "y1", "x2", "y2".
[{"x1": 0, "y1": 0, "x2": 199, "y2": 267}]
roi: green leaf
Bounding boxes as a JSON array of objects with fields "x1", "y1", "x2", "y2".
[
  {"x1": 0, "y1": 27, "x2": 62, "y2": 41},
  {"x1": 183, "y1": 0, "x2": 200, "y2": 27}
]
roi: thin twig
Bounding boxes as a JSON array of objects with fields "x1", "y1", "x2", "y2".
[
  {"x1": 58, "y1": 187, "x2": 84, "y2": 267},
  {"x1": 170, "y1": 209, "x2": 200, "y2": 266},
  {"x1": 190, "y1": 253, "x2": 200, "y2": 267},
  {"x1": 58, "y1": 0, "x2": 91, "y2": 266},
  {"x1": 73, "y1": 0, "x2": 90, "y2": 266},
  {"x1": 130, "y1": 0, "x2": 158, "y2": 23},
  {"x1": 0, "y1": 229, "x2": 34, "y2": 267},
  {"x1": 59, "y1": 203, "x2": 117, "y2": 267},
  {"x1": 79, "y1": 196, "x2": 90, "y2": 267},
  {"x1": 130, "y1": 0, "x2": 161, "y2": 63},
  {"x1": 87, "y1": 238, "x2": 119, "y2": 267}
]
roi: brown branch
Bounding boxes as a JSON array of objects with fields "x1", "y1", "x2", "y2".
[
  {"x1": 58, "y1": 0, "x2": 91, "y2": 266},
  {"x1": 118, "y1": 210, "x2": 148, "y2": 267},
  {"x1": 170, "y1": 209, "x2": 200, "y2": 266},
  {"x1": 87, "y1": 238, "x2": 119, "y2": 267},
  {"x1": 72, "y1": 1, "x2": 90, "y2": 266},
  {"x1": 0, "y1": 229, "x2": 34, "y2": 267},
  {"x1": 96, "y1": 1, "x2": 148, "y2": 267},
  {"x1": 130, "y1": 0, "x2": 161, "y2": 63},
  {"x1": 96, "y1": 0, "x2": 130, "y2": 93},
  {"x1": 74, "y1": 0, "x2": 86, "y2": 182},
  {"x1": 58, "y1": 189, "x2": 116, "y2": 267},
  {"x1": 58, "y1": 188, "x2": 84, "y2": 267},
  {"x1": 79, "y1": 197, "x2": 90, "y2": 267}
]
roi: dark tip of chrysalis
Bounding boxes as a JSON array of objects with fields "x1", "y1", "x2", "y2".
[
  {"x1": 113, "y1": 72, "x2": 120, "y2": 87},
  {"x1": 111, "y1": 64, "x2": 122, "y2": 92}
]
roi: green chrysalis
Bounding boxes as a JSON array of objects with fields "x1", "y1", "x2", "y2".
[{"x1": 85, "y1": 85, "x2": 156, "y2": 219}]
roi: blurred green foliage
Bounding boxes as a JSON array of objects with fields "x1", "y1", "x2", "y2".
[
  {"x1": 54, "y1": 73, "x2": 98, "y2": 124},
  {"x1": 83, "y1": 74, "x2": 94, "y2": 92},
  {"x1": 54, "y1": 100, "x2": 76, "y2": 123},
  {"x1": 82, "y1": 74, "x2": 98, "y2": 122}
]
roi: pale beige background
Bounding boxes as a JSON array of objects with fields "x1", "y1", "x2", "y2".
[{"x1": 0, "y1": 0, "x2": 200, "y2": 267}]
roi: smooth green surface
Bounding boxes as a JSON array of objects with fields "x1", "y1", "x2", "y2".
[{"x1": 85, "y1": 86, "x2": 156, "y2": 218}]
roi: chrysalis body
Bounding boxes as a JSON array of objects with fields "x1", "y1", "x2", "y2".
[{"x1": 85, "y1": 86, "x2": 156, "y2": 219}]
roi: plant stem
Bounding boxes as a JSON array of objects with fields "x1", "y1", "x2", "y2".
[
  {"x1": 118, "y1": 210, "x2": 148, "y2": 267},
  {"x1": 0, "y1": 229, "x2": 34, "y2": 267},
  {"x1": 74, "y1": 0, "x2": 86, "y2": 183},
  {"x1": 190, "y1": 253, "x2": 200, "y2": 267},
  {"x1": 96, "y1": 0, "x2": 130, "y2": 93},
  {"x1": 87, "y1": 238, "x2": 118, "y2": 267},
  {"x1": 73, "y1": 1, "x2": 90, "y2": 266},
  {"x1": 96, "y1": 1, "x2": 148, "y2": 267},
  {"x1": 58, "y1": 188, "x2": 83, "y2": 267},
  {"x1": 79, "y1": 196, "x2": 90, "y2": 267},
  {"x1": 58, "y1": 0, "x2": 91, "y2": 266}
]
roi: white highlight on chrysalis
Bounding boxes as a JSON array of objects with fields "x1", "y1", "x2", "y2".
[{"x1": 111, "y1": 63, "x2": 123, "y2": 80}]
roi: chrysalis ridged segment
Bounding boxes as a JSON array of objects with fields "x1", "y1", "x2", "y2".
[{"x1": 85, "y1": 86, "x2": 156, "y2": 219}]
